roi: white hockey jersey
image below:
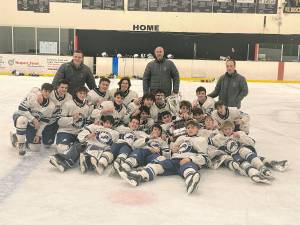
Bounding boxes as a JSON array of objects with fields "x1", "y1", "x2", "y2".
[
  {"x1": 198, "y1": 128, "x2": 219, "y2": 140},
  {"x1": 210, "y1": 131, "x2": 255, "y2": 155},
  {"x1": 171, "y1": 135, "x2": 208, "y2": 168},
  {"x1": 133, "y1": 136, "x2": 169, "y2": 153},
  {"x1": 138, "y1": 118, "x2": 154, "y2": 134},
  {"x1": 115, "y1": 126, "x2": 148, "y2": 147},
  {"x1": 109, "y1": 88, "x2": 138, "y2": 106},
  {"x1": 87, "y1": 88, "x2": 110, "y2": 108},
  {"x1": 57, "y1": 99, "x2": 92, "y2": 135},
  {"x1": 49, "y1": 90, "x2": 72, "y2": 124},
  {"x1": 90, "y1": 101, "x2": 127, "y2": 127},
  {"x1": 192, "y1": 96, "x2": 215, "y2": 115},
  {"x1": 211, "y1": 107, "x2": 250, "y2": 133},
  {"x1": 16, "y1": 90, "x2": 55, "y2": 136},
  {"x1": 150, "y1": 95, "x2": 179, "y2": 122},
  {"x1": 77, "y1": 124, "x2": 119, "y2": 149}
]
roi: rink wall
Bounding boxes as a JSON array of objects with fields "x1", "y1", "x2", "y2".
[{"x1": 0, "y1": 54, "x2": 299, "y2": 83}]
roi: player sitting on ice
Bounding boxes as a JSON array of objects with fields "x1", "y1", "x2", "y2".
[
  {"x1": 91, "y1": 91, "x2": 127, "y2": 128},
  {"x1": 116, "y1": 124, "x2": 170, "y2": 174},
  {"x1": 78, "y1": 115, "x2": 119, "y2": 175},
  {"x1": 86, "y1": 77, "x2": 111, "y2": 108},
  {"x1": 150, "y1": 89, "x2": 179, "y2": 122},
  {"x1": 49, "y1": 115, "x2": 118, "y2": 173},
  {"x1": 125, "y1": 93, "x2": 155, "y2": 124},
  {"x1": 109, "y1": 77, "x2": 138, "y2": 106},
  {"x1": 42, "y1": 79, "x2": 72, "y2": 148},
  {"x1": 118, "y1": 120, "x2": 210, "y2": 195},
  {"x1": 55, "y1": 87, "x2": 91, "y2": 154},
  {"x1": 209, "y1": 121, "x2": 276, "y2": 184},
  {"x1": 192, "y1": 86, "x2": 215, "y2": 115},
  {"x1": 137, "y1": 106, "x2": 155, "y2": 134},
  {"x1": 11, "y1": 83, "x2": 55, "y2": 155},
  {"x1": 211, "y1": 101, "x2": 250, "y2": 134},
  {"x1": 111, "y1": 116, "x2": 149, "y2": 173},
  {"x1": 198, "y1": 115, "x2": 219, "y2": 140}
]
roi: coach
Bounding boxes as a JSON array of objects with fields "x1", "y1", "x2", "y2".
[
  {"x1": 208, "y1": 59, "x2": 248, "y2": 109},
  {"x1": 143, "y1": 47, "x2": 180, "y2": 97},
  {"x1": 52, "y1": 50, "x2": 96, "y2": 95}
]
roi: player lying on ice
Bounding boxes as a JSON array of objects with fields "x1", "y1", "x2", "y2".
[
  {"x1": 118, "y1": 120, "x2": 210, "y2": 195},
  {"x1": 208, "y1": 121, "x2": 288, "y2": 184}
]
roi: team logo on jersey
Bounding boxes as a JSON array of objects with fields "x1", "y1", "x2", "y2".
[
  {"x1": 96, "y1": 131, "x2": 113, "y2": 145},
  {"x1": 123, "y1": 132, "x2": 136, "y2": 142},
  {"x1": 147, "y1": 140, "x2": 160, "y2": 149},
  {"x1": 178, "y1": 141, "x2": 194, "y2": 154},
  {"x1": 224, "y1": 138, "x2": 240, "y2": 154},
  {"x1": 31, "y1": 111, "x2": 43, "y2": 121}
]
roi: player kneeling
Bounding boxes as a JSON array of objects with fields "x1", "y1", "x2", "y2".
[
  {"x1": 11, "y1": 83, "x2": 55, "y2": 155},
  {"x1": 119, "y1": 120, "x2": 210, "y2": 195}
]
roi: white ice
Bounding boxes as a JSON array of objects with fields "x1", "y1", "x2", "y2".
[{"x1": 0, "y1": 76, "x2": 299, "y2": 225}]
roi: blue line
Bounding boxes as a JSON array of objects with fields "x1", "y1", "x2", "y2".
[{"x1": 0, "y1": 150, "x2": 49, "y2": 203}]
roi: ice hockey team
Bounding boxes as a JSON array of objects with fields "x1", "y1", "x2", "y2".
[{"x1": 10, "y1": 76, "x2": 289, "y2": 195}]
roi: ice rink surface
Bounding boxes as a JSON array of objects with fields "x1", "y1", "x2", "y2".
[{"x1": 0, "y1": 76, "x2": 299, "y2": 225}]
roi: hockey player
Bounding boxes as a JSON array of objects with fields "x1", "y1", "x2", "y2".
[
  {"x1": 211, "y1": 101, "x2": 250, "y2": 134},
  {"x1": 109, "y1": 77, "x2": 138, "y2": 106},
  {"x1": 159, "y1": 110, "x2": 174, "y2": 142},
  {"x1": 192, "y1": 86, "x2": 215, "y2": 115},
  {"x1": 125, "y1": 93, "x2": 155, "y2": 123},
  {"x1": 137, "y1": 106, "x2": 154, "y2": 134},
  {"x1": 150, "y1": 89, "x2": 179, "y2": 122},
  {"x1": 209, "y1": 121, "x2": 274, "y2": 184},
  {"x1": 56, "y1": 87, "x2": 91, "y2": 153},
  {"x1": 86, "y1": 77, "x2": 111, "y2": 108},
  {"x1": 160, "y1": 101, "x2": 193, "y2": 142},
  {"x1": 49, "y1": 115, "x2": 118, "y2": 173},
  {"x1": 117, "y1": 124, "x2": 170, "y2": 173},
  {"x1": 198, "y1": 116, "x2": 219, "y2": 139},
  {"x1": 91, "y1": 91, "x2": 127, "y2": 127},
  {"x1": 192, "y1": 107, "x2": 206, "y2": 128},
  {"x1": 11, "y1": 83, "x2": 55, "y2": 155},
  {"x1": 118, "y1": 120, "x2": 210, "y2": 195},
  {"x1": 42, "y1": 79, "x2": 72, "y2": 147},
  {"x1": 78, "y1": 115, "x2": 119, "y2": 175},
  {"x1": 112, "y1": 116, "x2": 148, "y2": 172}
]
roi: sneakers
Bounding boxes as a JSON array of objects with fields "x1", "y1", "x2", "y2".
[
  {"x1": 49, "y1": 155, "x2": 65, "y2": 173},
  {"x1": 270, "y1": 160, "x2": 289, "y2": 172},
  {"x1": 186, "y1": 172, "x2": 201, "y2": 195},
  {"x1": 10, "y1": 132, "x2": 17, "y2": 148},
  {"x1": 251, "y1": 174, "x2": 272, "y2": 184},
  {"x1": 119, "y1": 169, "x2": 142, "y2": 187},
  {"x1": 18, "y1": 143, "x2": 27, "y2": 156},
  {"x1": 79, "y1": 153, "x2": 88, "y2": 174}
]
